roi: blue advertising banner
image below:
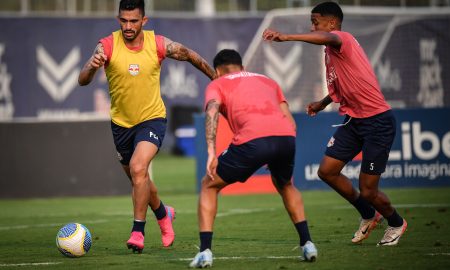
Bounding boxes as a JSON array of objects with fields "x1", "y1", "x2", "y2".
[
  {"x1": 195, "y1": 108, "x2": 450, "y2": 192},
  {"x1": 296, "y1": 108, "x2": 450, "y2": 190}
]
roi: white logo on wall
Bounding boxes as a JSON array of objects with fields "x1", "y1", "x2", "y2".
[
  {"x1": 263, "y1": 44, "x2": 302, "y2": 93},
  {"x1": 0, "y1": 44, "x2": 14, "y2": 119},
  {"x1": 417, "y1": 39, "x2": 443, "y2": 107},
  {"x1": 377, "y1": 59, "x2": 401, "y2": 92},
  {"x1": 37, "y1": 46, "x2": 80, "y2": 103},
  {"x1": 161, "y1": 64, "x2": 198, "y2": 98}
]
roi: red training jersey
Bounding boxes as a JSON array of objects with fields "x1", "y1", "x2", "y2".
[
  {"x1": 325, "y1": 31, "x2": 390, "y2": 118},
  {"x1": 204, "y1": 71, "x2": 296, "y2": 145}
]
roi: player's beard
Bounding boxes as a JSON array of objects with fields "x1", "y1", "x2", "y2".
[{"x1": 122, "y1": 28, "x2": 140, "y2": 41}]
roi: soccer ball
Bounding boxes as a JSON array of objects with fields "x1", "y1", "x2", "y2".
[{"x1": 56, "y1": 223, "x2": 92, "y2": 257}]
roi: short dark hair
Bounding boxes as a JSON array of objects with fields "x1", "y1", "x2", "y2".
[
  {"x1": 213, "y1": 49, "x2": 242, "y2": 69},
  {"x1": 311, "y1": 1, "x2": 343, "y2": 22},
  {"x1": 119, "y1": 0, "x2": 145, "y2": 16}
]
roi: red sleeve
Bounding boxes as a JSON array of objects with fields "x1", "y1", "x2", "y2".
[
  {"x1": 330, "y1": 31, "x2": 352, "y2": 56},
  {"x1": 155, "y1": 35, "x2": 166, "y2": 65},
  {"x1": 204, "y1": 81, "x2": 223, "y2": 111},
  {"x1": 99, "y1": 34, "x2": 113, "y2": 67}
]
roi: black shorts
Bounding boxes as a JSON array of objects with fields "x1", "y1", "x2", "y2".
[
  {"x1": 217, "y1": 136, "x2": 296, "y2": 186},
  {"x1": 111, "y1": 118, "x2": 167, "y2": 165},
  {"x1": 325, "y1": 110, "x2": 396, "y2": 175}
]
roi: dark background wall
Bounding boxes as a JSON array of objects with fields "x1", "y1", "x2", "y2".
[{"x1": 0, "y1": 121, "x2": 129, "y2": 198}]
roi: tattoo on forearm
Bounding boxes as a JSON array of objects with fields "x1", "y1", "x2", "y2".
[
  {"x1": 205, "y1": 100, "x2": 220, "y2": 151},
  {"x1": 166, "y1": 42, "x2": 216, "y2": 80},
  {"x1": 95, "y1": 43, "x2": 104, "y2": 55}
]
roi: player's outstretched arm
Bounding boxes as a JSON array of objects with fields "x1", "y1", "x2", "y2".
[
  {"x1": 78, "y1": 43, "x2": 107, "y2": 86},
  {"x1": 263, "y1": 29, "x2": 341, "y2": 47},
  {"x1": 306, "y1": 95, "x2": 333, "y2": 116},
  {"x1": 164, "y1": 37, "x2": 216, "y2": 80},
  {"x1": 205, "y1": 99, "x2": 220, "y2": 180}
]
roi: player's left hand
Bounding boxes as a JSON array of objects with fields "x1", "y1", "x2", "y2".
[
  {"x1": 206, "y1": 154, "x2": 218, "y2": 180},
  {"x1": 306, "y1": 101, "x2": 323, "y2": 116}
]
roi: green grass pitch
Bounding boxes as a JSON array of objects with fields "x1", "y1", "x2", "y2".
[{"x1": 0, "y1": 154, "x2": 449, "y2": 269}]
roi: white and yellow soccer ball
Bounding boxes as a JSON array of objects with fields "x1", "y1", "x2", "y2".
[{"x1": 56, "y1": 223, "x2": 92, "y2": 257}]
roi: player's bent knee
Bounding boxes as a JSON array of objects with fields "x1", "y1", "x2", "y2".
[
  {"x1": 276, "y1": 180, "x2": 293, "y2": 191},
  {"x1": 200, "y1": 176, "x2": 215, "y2": 189},
  {"x1": 129, "y1": 163, "x2": 148, "y2": 181},
  {"x1": 359, "y1": 189, "x2": 377, "y2": 202},
  {"x1": 201, "y1": 175, "x2": 228, "y2": 191},
  {"x1": 317, "y1": 167, "x2": 334, "y2": 182}
]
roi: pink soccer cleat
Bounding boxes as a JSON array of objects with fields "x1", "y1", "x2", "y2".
[
  {"x1": 127, "y1": 231, "x2": 145, "y2": 253},
  {"x1": 157, "y1": 206, "x2": 176, "y2": 247}
]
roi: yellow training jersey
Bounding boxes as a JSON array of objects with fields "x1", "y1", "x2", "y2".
[{"x1": 105, "y1": 30, "x2": 166, "y2": 128}]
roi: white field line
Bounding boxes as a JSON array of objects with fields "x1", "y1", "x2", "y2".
[
  {"x1": 0, "y1": 208, "x2": 277, "y2": 231},
  {"x1": 216, "y1": 208, "x2": 276, "y2": 217},
  {"x1": 174, "y1": 255, "x2": 300, "y2": 261},
  {"x1": 92, "y1": 208, "x2": 276, "y2": 217},
  {"x1": 0, "y1": 262, "x2": 62, "y2": 267},
  {"x1": 426, "y1": 253, "x2": 450, "y2": 256},
  {"x1": 0, "y1": 219, "x2": 108, "y2": 231},
  {"x1": 333, "y1": 203, "x2": 450, "y2": 209}
]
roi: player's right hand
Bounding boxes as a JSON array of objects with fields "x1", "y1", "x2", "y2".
[
  {"x1": 306, "y1": 101, "x2": 323, "y2": 116},
  {"x1": 206, "y1": 154, "x2": 218, "y2": 181},
  {"x1": 89, "y1": 52, "x2": 107, "y2": 69},
  {"x1": 262, "y1": 29, "x2": 284, "y2": 42}
]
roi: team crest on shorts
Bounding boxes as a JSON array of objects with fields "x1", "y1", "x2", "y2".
[
  {"x1": 327, "y1": 136, "x2": 335, "y2": 147},
  {"x1": 128, "y1": 64, "x2": 139, "y2": 76}
]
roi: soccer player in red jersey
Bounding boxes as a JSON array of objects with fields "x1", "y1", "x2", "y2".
[
  {"x1": 263, "y1": 1, "x2": 407, "y2": 246},
  {"x1": 189, "y1": 49, "x2": 317, "y2": 268},
  {"x1": 78, "y1": 0, "x2": 215, "y2": 253}
]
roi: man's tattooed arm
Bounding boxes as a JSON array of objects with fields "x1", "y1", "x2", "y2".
[
  {"x1": 205, "y1": 99, "x2": 220, "y2": 156},
  {"x1": 164, "y1": 37, "x2": 216, "y2": 80}
]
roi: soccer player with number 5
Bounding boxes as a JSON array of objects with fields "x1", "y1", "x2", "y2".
[{"x1": 263, "y1": 1, "x2": 407, "y2": 246}]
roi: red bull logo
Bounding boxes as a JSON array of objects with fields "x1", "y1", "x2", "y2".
[{"x1": 128, "y1": 64, "x2": 139, "y2": 76}]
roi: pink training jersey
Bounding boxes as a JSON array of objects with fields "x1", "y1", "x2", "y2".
[
  {"x1": 325, "y1": 31, "x2": 390, "y2": 118},
  {"x1": 99, "y1": 34, "x2": 166, "y2": 67},
  {"x1": 204, "y1": 71, "x2": 296, "y2": 145}
]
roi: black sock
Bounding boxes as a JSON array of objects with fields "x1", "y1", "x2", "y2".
[
  {"x1": 132, "y1": 220, "x2": 146, "y2": 235},
  {"x1": 386, "y1": 209, "x2": 404, "y2": 227},
  {"x1": 153, "y1": 201, "x2": 167, "y2": 220},
  {"x1": 350, "y1": 196, "x2": 376, "y2": 219},
  {"x1": 295, "y1": 221, "x2": 312, "y2": 246},
  {"x1": 200, "y1": 232, "x2": 213, "y2": 252}
]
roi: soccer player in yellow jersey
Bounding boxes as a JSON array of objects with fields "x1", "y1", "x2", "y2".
[{"x1": 78, "y1": 0, "x2": 215, "y2": 253}]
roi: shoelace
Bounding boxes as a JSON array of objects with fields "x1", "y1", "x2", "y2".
[{"x1": 383, "y1": 227, "x2": 397, "y2": 240}]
